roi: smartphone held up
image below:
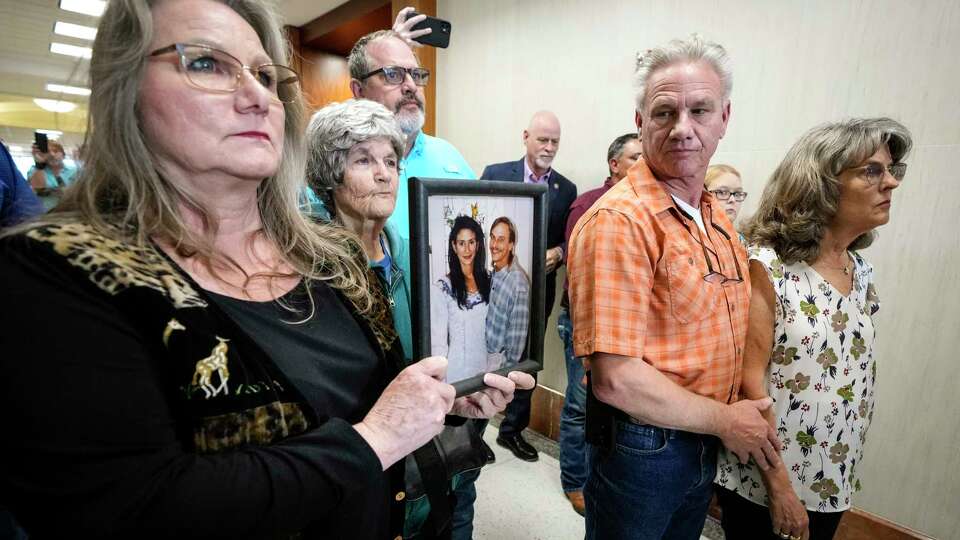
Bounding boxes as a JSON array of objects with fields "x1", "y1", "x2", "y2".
[{"x1": 404, "y1": 10, "x2": 451, "y2": 48}]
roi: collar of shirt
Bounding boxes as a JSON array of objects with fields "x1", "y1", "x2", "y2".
[
  {"x1": 523, "y1": 157, "x2": 551, "y2": 184},
  {"x1": 402, "y1": 131, "x2": 426, "y2": 165},
  {"x1": 602, "y1": 176, "x2": 617, "y2": 189},
  {"x1": 626, "y1": 159, "x2": 720, "y2": 229}
]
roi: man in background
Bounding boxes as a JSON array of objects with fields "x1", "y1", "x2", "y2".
[
  {"x1": 27, "y1": 139, "x2": 77, "y2": 211},
  {"x1": 480, "y1": 110, "x2": 577, "y2": 462},
  {"x1": 556, "y1": 132, "x2": 642, "y2": 515},
  {"x1": 349, "y1": 27, "x2": 474, "y2": 241}
]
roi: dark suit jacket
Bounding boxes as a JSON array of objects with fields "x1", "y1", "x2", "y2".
[{"x1": 480, "y1": 158, "x2": 577, "y2": 320}]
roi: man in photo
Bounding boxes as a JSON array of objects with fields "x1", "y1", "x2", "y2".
[{"x1": 486, "y1": 216, "x2": 530, "y2": 371}]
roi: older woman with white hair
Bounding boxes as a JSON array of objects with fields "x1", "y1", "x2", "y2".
[
  {"x1": 0, "y1": 2, "x2": 526, "y2": 538},
  {"x1": 715, "y1": 118, "x2": 912, "y2": 540},
  {"x1": 305, "y1": 98, "x2": 532, "y2": 538}
]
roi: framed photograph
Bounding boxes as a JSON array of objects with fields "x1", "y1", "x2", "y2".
[{"x1": 410, "y1": 178, "x2": 547, "y2": 397}]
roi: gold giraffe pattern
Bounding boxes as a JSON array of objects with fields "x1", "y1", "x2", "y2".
[
  {"x1": 162, "y1": 318, "x2": 186, "y2": 347},
  {"x1": 192, "y1": 337, "x2": 231, "y2": 399}
]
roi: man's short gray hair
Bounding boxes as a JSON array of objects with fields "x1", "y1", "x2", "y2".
[
  {"x1": 634, "y1": 34, "x2": 732, "y2": 110},
  {"x1": 305, "y1": 99, "x2": 405, "y2": 210},
  {"x1": 348, "y1": 29, "x2": 403, "y2": 81}
]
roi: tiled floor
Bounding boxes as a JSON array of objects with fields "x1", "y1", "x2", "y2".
[{"x1": 472, "y1": 425, "x2": 718, "y2": 540}]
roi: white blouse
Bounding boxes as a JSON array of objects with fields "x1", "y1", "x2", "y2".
[
  {"x1": 716, "y1": 245, "x2": 881, "y2": 512},
  {"x1": 430, "y1": 277, "x2": 489, "y2": 383}
]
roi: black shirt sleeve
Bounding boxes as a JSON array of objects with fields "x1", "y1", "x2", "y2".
[{"x1": 0, "y1": 237, "x2": 383, "y2": 539}]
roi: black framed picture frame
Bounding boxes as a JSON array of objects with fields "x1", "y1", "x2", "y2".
[{"x1": 410, "y1": 178, "x2": 548, "y2": 397}]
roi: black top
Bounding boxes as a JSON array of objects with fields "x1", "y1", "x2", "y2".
[
  {"x1": 208, "y1": 282, "x2": 385, "y2": 425},
  {"x1": 0, "y1": 223, "x2": 406, "y2": 540}
]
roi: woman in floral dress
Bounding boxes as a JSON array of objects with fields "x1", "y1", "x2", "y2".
[{"x1": 715, "y1": 118, "x2": 912, "y2": 540}]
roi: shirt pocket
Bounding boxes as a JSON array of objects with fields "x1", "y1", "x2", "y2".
[{"x1": 665, "y1": 252, "x2": 719, "y2": 324}]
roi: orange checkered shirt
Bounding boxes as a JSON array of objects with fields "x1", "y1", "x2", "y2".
[{"x1": 567, "y1": 159, "x2": 750, "y2": 404}]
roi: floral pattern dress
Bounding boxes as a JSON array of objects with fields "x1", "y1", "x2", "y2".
[{"x1": 716, "y1": 245, "x2": 880, "y2": 513}]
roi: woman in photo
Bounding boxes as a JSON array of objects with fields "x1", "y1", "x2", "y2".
[{"x1": 431, "y1": 215, "x2": 492, "y2": 383}]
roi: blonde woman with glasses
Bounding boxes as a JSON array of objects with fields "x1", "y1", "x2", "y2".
[
  {"x1": 705, "y1": 163, "x2": 748, "y2": 225},
  {"x1": 714, "y1": 118, "x2": 911, "y2": 540},
  {"x1": 0, "y1": 1, "x2": 528, "y2": 538}
]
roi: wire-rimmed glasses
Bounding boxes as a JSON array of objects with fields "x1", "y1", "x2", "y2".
[
  {"x1": 148, "y1": 43, "x2": 301, "y2": 104},
  {"x1": 848, "y1": 162, "x2": 907, "y2": 186}
]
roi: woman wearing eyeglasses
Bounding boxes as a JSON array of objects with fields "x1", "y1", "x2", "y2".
[
  {"x1": 705, "y1": 163, "x2": 748, "y2": 226},
  {"x1": 0, "y1": 1, "x2": 527, "y2": 538},
  {"x1": 714, "y1": 118, "x2": 912, "y2": 540}
]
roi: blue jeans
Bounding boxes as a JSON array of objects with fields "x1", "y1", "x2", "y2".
[
  {"x1": 450, "y1": 466, "x2": 481, "y2": 540},
  {"x1": 584, "y1": 421, "x2": 717, "y2": 540},
  {"x1": 557, "y1": 308, "x2": 588, "y2": 492}
]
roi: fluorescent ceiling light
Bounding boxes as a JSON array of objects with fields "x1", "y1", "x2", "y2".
[
  {"x1": 54, "y1": 21, "x2": 97, "y2": 41},
  {"x1": 59, "y1": 0, "x2": 106, "y2": 17},
  {"x1": 46, "y1": 83, "x2": 91, "y2": 96},
  {"x1": 36, "y1": 130, "x2": 64, "y2": 138},
  {"x1": 34, "y1": 99, "x2": 77, "y2": 113},
  {"x1": 50, "y1": 42, "x2": 92, "y2": 59}
]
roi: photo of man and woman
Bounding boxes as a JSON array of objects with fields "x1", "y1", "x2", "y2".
[{"x1": 427, "y1": 195, "x2": 535, "y2": 384}]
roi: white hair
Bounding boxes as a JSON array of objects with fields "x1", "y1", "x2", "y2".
[{"x1": 634, "y1": 34, "x2": 733, "y2": 110}]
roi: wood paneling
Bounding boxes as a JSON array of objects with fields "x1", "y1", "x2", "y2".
[
  {"x1": 528, "y1": 384, "x2": 564, "y2": 442},
  {"x1": 299, "y1": 49, "x2": 353, "y2": 112},
  {"x1": 302, "y1": 0, "x2": 390, "y2": 51},
  {"x1": 302, "y1": 2, "x2": 392, "y2": 57}
]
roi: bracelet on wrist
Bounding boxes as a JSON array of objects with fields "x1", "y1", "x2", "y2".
[{"x1": 34, "y1": 162, "x2": 47, "y2": 170}]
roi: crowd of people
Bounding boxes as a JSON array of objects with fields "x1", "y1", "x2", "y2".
[{"x1": 0, "y1": 1, "x2": 911, "y2": 540}]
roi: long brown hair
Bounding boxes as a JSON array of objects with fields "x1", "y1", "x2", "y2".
[
  {"x1": 9, "y1": 0, "x2": 372, "y2": 312},
  {"x1": 744, "y1": 117, "x2": 912, "y2": 264}
]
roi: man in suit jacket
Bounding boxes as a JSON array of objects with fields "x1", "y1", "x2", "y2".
[{"x1": 480, "y1": 110, "x2": 577, "y2": 461}]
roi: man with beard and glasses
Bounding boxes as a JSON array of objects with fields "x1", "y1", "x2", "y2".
[
  {"x1": 480, "y1": 110, "x2": 577, "y2": 463},
  {"x1": 348, "y1": 28, "x2": 475, "y2": 243}
]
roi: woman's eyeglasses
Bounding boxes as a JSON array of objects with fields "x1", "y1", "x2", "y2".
[
  {"x1": 148, "y1": 43, "x2": 301, "y2": 104},
  {"x1": 849, "y1": 162, "x2": 907, "y2": 185},
  {"x1": 360, "y1": 65, "x2": 430, "y2": 87},
  {"x1": 709, "y1": 188, "x2": 748, "y2": 202}
]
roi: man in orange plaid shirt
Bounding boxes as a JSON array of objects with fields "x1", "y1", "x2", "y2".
[{"x1": 568, "y1": 35, "x2": 782, "y2": 540}]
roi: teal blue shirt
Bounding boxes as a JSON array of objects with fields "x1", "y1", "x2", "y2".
[
  {"x1": 391, "y1": 131, "x2": 475, "y2": 242},
  {"x1": 26, "y1": 163, "x2": 78, "y2": 189},
  {"x1": 378, "y1": 221, "x2": 414, "y2": 361}
]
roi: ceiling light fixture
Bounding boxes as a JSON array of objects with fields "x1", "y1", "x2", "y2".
[
  {"x1": 54, "y1": 21, "x2": 98, "y2": 41},
  {"x1": 46, "y1": 83, "x2": 91, "y2": 96},
  {"x1": 34, "y1": 99, "x2": 77, "y2": 113},
  {"x1": 59, "y1": 0, "x2": 106, "y2": 17},
  {"x1": 50, "y1": 42, "x2": 92, "y2": 59}
]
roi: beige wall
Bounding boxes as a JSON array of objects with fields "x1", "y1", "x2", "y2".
[{"x1": 433, "y1": 1, "x2": 960, "y2": 538}]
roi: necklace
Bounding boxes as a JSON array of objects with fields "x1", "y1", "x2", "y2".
[{"x1": 819, "y1": 253, "x2": 852, "y2": 275}]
